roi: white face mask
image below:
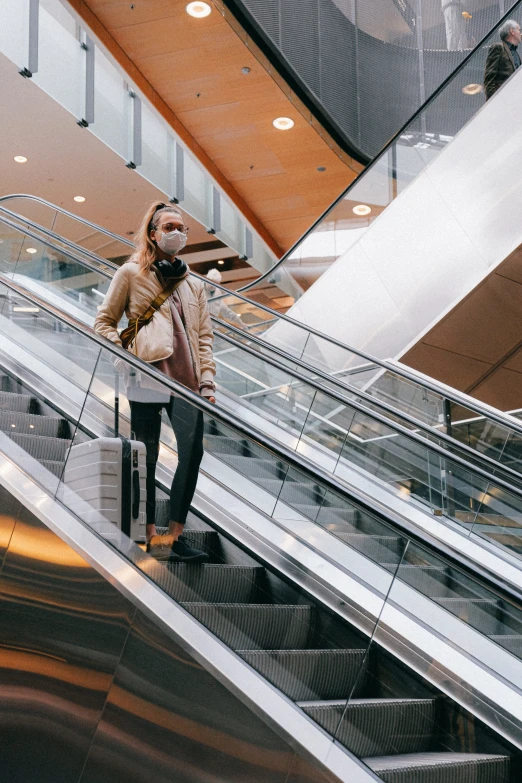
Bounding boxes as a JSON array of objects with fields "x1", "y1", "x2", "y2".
[{"x1": 156, "y1": 229, "x2": 187, "y2": 255}]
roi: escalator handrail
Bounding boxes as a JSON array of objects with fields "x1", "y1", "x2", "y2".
[
  {"x1": 236, "y1": 0, "x2": 522, "y2": 293},
  {"x1": 3, "y1": 205, "x2": 522, "y2": 490},
  {"x1": 212, "y1": 316, "x2": 522, "y2": 491},
  {"x1": 2, "y1": 196, "x2": 522, "y2": 441},
  {"x1": 3, "y1": 273, "x2": 522, "y2": 610}
]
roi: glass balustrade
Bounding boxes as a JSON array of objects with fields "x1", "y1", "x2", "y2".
[{"x1": 1, "y1": 276, "x2": 522, "y2": 770}]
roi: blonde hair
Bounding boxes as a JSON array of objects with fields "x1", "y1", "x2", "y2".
[{"x1": 128, "y1": 201, "x2": 184, "y2": 274}]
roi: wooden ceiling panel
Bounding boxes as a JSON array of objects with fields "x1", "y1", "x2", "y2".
[
  {"x1": 234, "y1": 169, "x2": 350, "y2": 204},
  {"x1": 87, "y1": 1, "x2": 179, "y2": 28},
  {"x1": 113, "y1": 15, "x2": 229, "y2": 61},
  {"x1": 75, "y1": 0, "x2": 360, "y2": 254}
]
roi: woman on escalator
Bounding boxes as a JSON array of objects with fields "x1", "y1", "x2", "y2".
[{"x1": 94, "y1": 202, "x2": 216, "y2": 563}]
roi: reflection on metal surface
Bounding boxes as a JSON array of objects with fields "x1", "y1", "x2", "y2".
[
  {"x1": 0, "y1": 486, "x2": 135, "y2": 782},
  {"x1": 81, "y1": 611, "x2": 297, "y2": 783},
  {"x1": 0, "y1": 483, "x2": 341, "y2": 783}
]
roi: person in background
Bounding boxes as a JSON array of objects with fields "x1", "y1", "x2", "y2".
[
  {"x1": 484, "y1": 19, "x2": 521, "y2": 100},
  {"x1": 441, "y1": 0, "x2": 468, "y2": 51},
  {"x1": 95, "y1": 202, "x2": 216, "y2": 563},
  {"x1": 205, "y1": 268, "x2": 245, "y2": 328}
]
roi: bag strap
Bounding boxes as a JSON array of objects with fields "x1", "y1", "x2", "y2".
[
  {"x1": 120, "y1": 276, "x2": 185, "y2": 350},
  {"x1": 140, "y1": 276, "x2": 182, "y2": 321}
]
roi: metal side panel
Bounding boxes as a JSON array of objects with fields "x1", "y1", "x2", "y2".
[{"x1": 0, "y1": 450, "x2": 378, "y2": 783}]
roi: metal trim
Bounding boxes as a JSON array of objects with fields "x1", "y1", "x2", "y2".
[
  {"x1": 84, "y1": 34, "x2": 95, "y2": 126},
  {"x1": 212, "y1": 186, "x2": 221, "y2": 234},
  {"x1": 28, "y1": 0, "x2": 39, "y2": 76},
  {"x1": 175, "y1": 144, "x2": 185, "y2": 203},
  {"x1": 0, "y1": 450, "x2": 379, "y2": 783}
]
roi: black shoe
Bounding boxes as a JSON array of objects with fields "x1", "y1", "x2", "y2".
[{"x1": 172, "y1": 536, "x2": 209, "y2": 563}]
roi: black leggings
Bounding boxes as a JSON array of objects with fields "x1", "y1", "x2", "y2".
[{"x1": 130, "y1": 397, "x2": 204, "y2": 527}]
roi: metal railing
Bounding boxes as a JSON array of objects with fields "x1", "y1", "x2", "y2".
[{"x1": 2, "y1": 195, "x2": 522, "y2": 442}]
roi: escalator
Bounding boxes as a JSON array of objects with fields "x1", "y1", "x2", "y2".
[
  {"x1": 234, "y1": 0, "x2": 522, "y2": 333},
  {"x1": 5, "y1": 201, "x2": 522, "y2": 586},
  {"x1": 1, "y1": 276, "x2": 522, "y2": 781}
]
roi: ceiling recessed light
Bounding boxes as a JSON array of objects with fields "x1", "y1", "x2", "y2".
[
  {"x1": 14, "y1": 156, "x2": 27, "y2": 163},
  {"x1": 317, "y1": 166, "x2": 326, "y2": 172},
  {"x1": 74, "y1": 196, "x2": 86, "y2": 203},
  {"x1": 241, "y1": 66, "x2": 251, "y2": 74},
  {"x1": 13, "y1": 305, "x2": 39, "y2": 312},
  {"x1": 26, "y1": 247, "x2": 38, "y2": 254},
  {"x1": 186, "y1": 1, "x2": 211, "y2": 17},
  {"x1": 273, "y1": 117, "x2": 294, "y2": 130},
  {"x1": 217, "y1": 260, "x2": 225, "y2": 265},
  {"x1": 462, "y1": 83, "x2": 482, "y2": 95},
  {"x1": 352, "y1": 204, "x2": 372, "y2": 216}
]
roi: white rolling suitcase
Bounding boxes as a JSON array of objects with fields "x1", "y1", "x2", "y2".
[{"x1": 64, "y1": 436, "x2": 147, "y2": 542}]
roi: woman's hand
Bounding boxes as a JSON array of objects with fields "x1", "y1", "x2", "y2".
[{"x1": 208, "y1": 396, "x2": 216, "y2": 404}]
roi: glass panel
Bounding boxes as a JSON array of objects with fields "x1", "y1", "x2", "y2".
[
  {"x1": 182, "y1": 152, "x2": 210, "y2": 225},
  {"x1": 219, "y1": 197, "x2": 242, "y2": 250},
  {"x1": 34, "y1": 0, "x2": 83, "y2": 118},
  {"x1": 91, "y1": 47, "x2": 129, "y2": 159},
  {"x1": 141, "y1": 102, "x2": 171, "y2": 196},
  {"x1": 0, "y1": 0, "x2": 29, "y2": 69}
]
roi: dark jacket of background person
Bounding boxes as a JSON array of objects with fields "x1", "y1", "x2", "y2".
[{"x1": 484, "y1": 41, "x2": 516, "y2": 99}]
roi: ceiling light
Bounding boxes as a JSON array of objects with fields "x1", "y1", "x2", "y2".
[
  {"x1": 241, "y1": 67, "x2": 251, "y2": 74},
  {"x1": 273, "y1": 117, "x2": 294, "y2": 131},
  {"x1": 74, "y1": 196, "x2": 86, "y2": 203},
  {"x1": 26, "y1": 247, "x2": 38, "y2": 254},
  {"x1": 317, "y1": 166, "x2": 326, "y2": 172},
  {"x1": 186, "y1": 2, "x2": 211, "y2": 17},
  {"x1": 217, "y1": 260, "x2": 225, "y2": 265},
  {"x1": 14, "y1": 155, "x2": 27, "y2": 163},
  {"x1": 13, "y1": 305, "x2": 39, "y2": 313},
  {"x1": 352, "y1": 204, "x2": 372, "y2": 216},
  {"x1": 462, "y1": 83, "x2": 482, "y2": 95}
]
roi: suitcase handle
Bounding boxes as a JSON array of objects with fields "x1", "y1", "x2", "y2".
[{"x1": 132, "y1": 469, "x2": 140, "y2": 519}]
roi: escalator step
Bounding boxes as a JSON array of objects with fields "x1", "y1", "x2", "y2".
[
  {"x1": 394, "y1": 565, "x2": 479, "y2": 599},
  {"x1": 181, "y1": 603, "x2": 313, "y2": 650},
  {"x1": 365, "y1": 752, "x2": 510, "y2": 783},
  {"x1": 488, "y1": 634, "x2": 522, "y2": 657},
  {"x1": 154, "y1": 498, "x2": 170, "y2": 527},
  {"x1": 0, "y1": 391, "x2": 34, "y2": 414},
  {"x1": 154, "y1": 529, "x2": 223, "y2": 563},
  {"x1": 0, "y1": 410, "x2": 63, "y2": 438},
  {"x1": 217, "y1": 455, "x2": 285, "y2": 480},
  {"x1": 41, "y1": 460, "x2": 65, "y2": 478},
  {"x1": 335, "y1": 533, "x2": 404, "y2": 563},
  {"x1": 299, "y1": 698, "x2": 436, "y2": 757},
  {"x1": 9, "y1": 433, "x2": 71, "y2": 462},
  {"x1": 237, "y1": 648, "x2": 367, "y2": 701},
  {"x1": 203, "y1": 434, "x2": 250, "y2": 457},
  {"x1": 318, "y1": 506, "x2": 360, "y2": 526},
  {"x1": 160, "y1": 564, "x2": 263, "y2": 603},
  {"x1": 434, "y1": 598, "x2": 510, "y2": 635}
]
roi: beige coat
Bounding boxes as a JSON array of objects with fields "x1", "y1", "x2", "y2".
[{"x1": 94, "y1": 262, "x2": 215, "y2": 387}]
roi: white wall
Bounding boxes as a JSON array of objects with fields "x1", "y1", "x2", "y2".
[{"x1": 278, "y1": 67, "x2": 522, "y2": 369}]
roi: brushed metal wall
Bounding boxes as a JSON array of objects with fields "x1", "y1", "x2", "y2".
[{"x1": 0, "y1": 485, "x2": 331, "y2": 783}]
